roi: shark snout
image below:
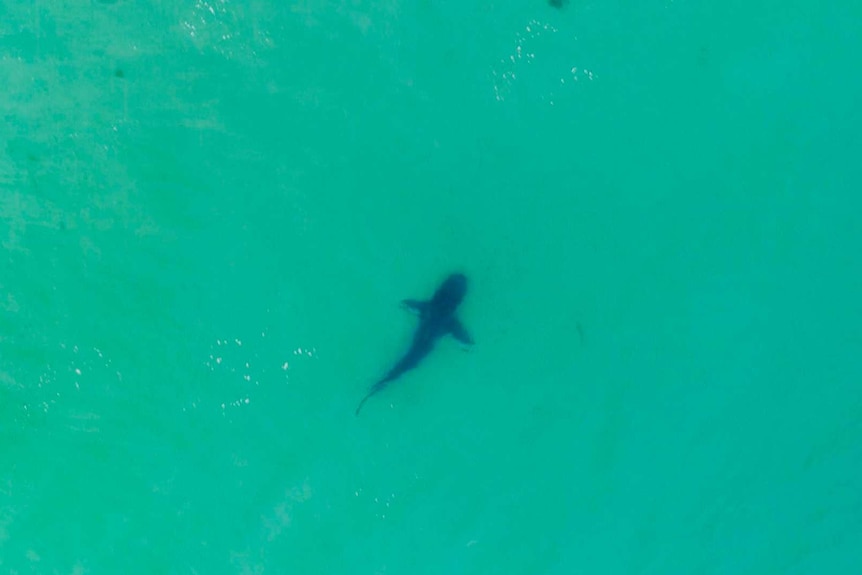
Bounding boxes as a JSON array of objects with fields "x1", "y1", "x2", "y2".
[{"x1": 441, "y1": 273, "x2": 467, "y2": 300}]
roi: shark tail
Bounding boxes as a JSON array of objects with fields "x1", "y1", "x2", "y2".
[
  {"x1": 355, "y1": 376, "x2": 393, "y2": 416},
  {"x1": 355, "y1": 393, "x2": 373, "y2": 416}
]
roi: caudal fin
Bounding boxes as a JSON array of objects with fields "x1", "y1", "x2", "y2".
[
  {"x1": 355, "y1": 393, "x2": 372, "y2": 416},
  {"x1": 354, "y1": 377, "x2": 392, "y2": 416}
]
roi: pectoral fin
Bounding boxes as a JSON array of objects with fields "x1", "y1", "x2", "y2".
[
  {"x1": 449, "y1": 317, "x2": 474, "y2": 345},
  {"x1": 401, "y1": 299, "x2": 428, "y2": 315}
]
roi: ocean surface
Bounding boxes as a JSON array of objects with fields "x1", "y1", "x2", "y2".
[{"x1": 2, "y1": 1, "x2": 860, "y2": 573}]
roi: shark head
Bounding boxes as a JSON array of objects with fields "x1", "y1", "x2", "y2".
[{"x1": 432, "y1": 273, "x2": 468, "y2": 313}]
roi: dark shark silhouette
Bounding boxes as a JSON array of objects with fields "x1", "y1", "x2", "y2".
[{"x1": 355, "y1": 273, "x2": 473, "y2": 415}]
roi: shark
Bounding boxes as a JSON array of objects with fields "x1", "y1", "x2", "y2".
[{"x1": 355, "y1": 273, "x2": 473, "y2": 415}]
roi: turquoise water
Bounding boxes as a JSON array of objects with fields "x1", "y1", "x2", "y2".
[{"x1": 2, "y1": 0, "x2": 861, "y2": 573}]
